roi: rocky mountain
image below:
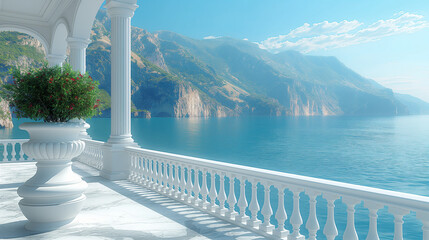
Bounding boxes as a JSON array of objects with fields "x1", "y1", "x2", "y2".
[
  {"x1": 88, "y1": 10, "x2": 428, "y2": 117},
  {"x1": 0, "y1": 32, "x2": 46, "y2": 127},
  {"x1": 1, "y1": 9, "x2": 428, "y2": 121}
]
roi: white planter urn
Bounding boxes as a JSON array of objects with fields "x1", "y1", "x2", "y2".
[{"x1": 18, "y1": 122, "x2": 89, "y2": 231}]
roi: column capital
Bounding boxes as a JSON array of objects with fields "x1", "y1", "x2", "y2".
[
  {"x1": 67, "y1": 37, "x2": 91, "y2": 49},
  {"x1": 106, "y1": 0, "x2": 138, "y2": 18},
  {"x1": 47, "y1": 54, "x2": 66, "y2": 67}
]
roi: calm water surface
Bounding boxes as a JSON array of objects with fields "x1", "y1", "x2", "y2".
[{"x1": 4, "y1": 115, "x2": 429, "y2": 239}]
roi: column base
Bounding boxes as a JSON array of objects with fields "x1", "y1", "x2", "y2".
[{"x1": 101, "y1": 140, "x2": 139, "y2": 181}]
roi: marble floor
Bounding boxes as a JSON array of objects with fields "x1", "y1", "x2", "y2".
[{"x1": 0, "y1": 161, "x2": 265, "y2": 240}]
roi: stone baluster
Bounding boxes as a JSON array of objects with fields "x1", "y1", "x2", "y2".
[
  {"x1": 185, "y1": 166, "x2": 194, "y2": 203},
  {"x1": 226, "y1": 174, "x2": 238, "y2": 219},
  {"x1": 161, "y1": 161, "x2": 168, "y2": 193},
  {"x1": 137, "y1": 156, "x2": 143, "y2": 184},
  {"x1": 389, "y1": 207, "x2": 409, "y2": 240},
  {"x1": 236, "y1": 176, "x2": 249, "y2": 224},
  {"x1": 192, "y1": 168, "x2": 201, "y2": 205},
  {"x1": 151, "y1": 160, "x2": 157, "y2": 189},
  {"x1": 2, "y1": 143, "x2": 8, "y2": 161},
  {"x1": 18, "y1": 142, "x2": 25, "y2": 161},
  {"x1": 305, "y1": 190, "x2": 320, "y2": 240},
  {"x1": 260, "y1": 182, "x2": 274, "y2": 233},
  {"x1": 11, "y1": 143, "x2": 16, "y2": 161},
  {"x1": 137, "y1": 156, "x2": 142, "y2": 184},
  {"x1": 216, "y1": 172, "x2": 227, "y2": 216},
  {"x1": 167, "y1": 162, "x2": 174, "y2": 195},
  {"x1": 155, "y1": 160, "x2": 161, "y2": 191},
  {"x1": 273, "y1": 185, "x2": 289, "y2": 238},
  {"x1": 128, "y1": 154, "x2": 134, "y2": 181},
  {"x1": 417, "y1": 211, "x2": 429, "y2": 240},
  {"x1": 179, "y1": 165, "x2": 187, "y2": 200},
  {"x1": 364, "y1": 201, "x2": 383, "y2": 240},
  {"x1": 173, "y1": 163, "x2": 180, "y2": 198},
  {"x1": 343, "y1": 197, "x2": 360, "y2": 240},
  {"x1": 208, "y1": 170, "x2": 218, "y2": 212},
  {"x1": 247, "y1": 179, "x2": 261, "y2": 228},
  {"x1": 141, "y1": 156, "x2": 149, "y2": 186},
  {"x1": 289, "y1": 188, "x2": 304, "y2": 240},
  {"x1": 323, "y1": 194, "x2": 339, "y2": 240},
  {"x1": 143, "y1": 158, "x2": 149, "y2": 186},
  {"x1": 130, "y1": 154, "x2": 136, "y2": 181},
  {"x1": 200, "y1": 169, "x2": 209, "y2": 208}
]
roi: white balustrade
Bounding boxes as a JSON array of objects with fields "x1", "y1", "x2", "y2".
[
  {"x1": 0, "y1": 139, "x2": 32, "y2": 162},
  {"x1": 77, "y1": 139, "x2": 104, "y2": 170},
  {"x1": 119, "y1": 146, "x2": 429, "y2": 239}
]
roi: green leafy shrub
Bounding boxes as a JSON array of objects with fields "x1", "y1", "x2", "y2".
[{"x1": 0, "y1": 64, "x2": 101, "y2": 122}]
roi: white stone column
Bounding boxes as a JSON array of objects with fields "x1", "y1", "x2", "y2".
[
  {"x1": 67, "y1": 37, "x2": 92, "y2": 140},
  {"x1": 101, "y1": 0, "x2": 138, "y2": 180},
  {"x1": 47, "y1": 54, "x2": 66, "y2": 67},
  {"x1": 67, "y1": 37, "x2": 90, "y2": 73}
]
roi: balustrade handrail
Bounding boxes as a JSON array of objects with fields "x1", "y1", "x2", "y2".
[
  {"x1": 0, "y1": 139, "x2": 29, "y2": 143},
  {"x1": 83, "y1": 139, "x2": 106, "y2": 146},
  {"x1": 126, "y1": 146, "x2": 429, "y2": 213}
]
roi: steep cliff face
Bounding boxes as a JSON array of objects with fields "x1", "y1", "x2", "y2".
[
  {"x1": 0, "y1": 31, "x2": 46, "y2": 127},
  {"x1": 0, "y1": 98, "x2": 13, "y2": 128},
  {"x1": 174, "y1": 84, "x2": 229, "y2": 117}
]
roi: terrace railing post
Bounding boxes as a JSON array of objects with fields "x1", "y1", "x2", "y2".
[{"x1": 102, "y1": 0, "x2": 138, "y2": 180}]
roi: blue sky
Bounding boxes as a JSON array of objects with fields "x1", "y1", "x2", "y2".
[{"x1": 132, "y1": 0, "x2": 429, "y2": 102}]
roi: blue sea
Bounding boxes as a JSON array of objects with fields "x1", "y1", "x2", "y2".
[{"x1": 3, "y1": 115, "x2": 429, "y2": 239}]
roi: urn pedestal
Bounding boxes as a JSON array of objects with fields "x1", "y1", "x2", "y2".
[{"x1": 18, "y1": 122, "x2": 89, "y2": 232}]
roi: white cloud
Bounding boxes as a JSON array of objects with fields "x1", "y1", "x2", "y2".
[
  {"x1": 203, "y1": 36, "x2": 222, "y2": 40},
  {"x1": 258, "y1": 12, "x2": 429, "y2": 53}
]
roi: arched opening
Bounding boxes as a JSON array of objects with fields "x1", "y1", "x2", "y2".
[{"x1": 50, "y1": 21, "x2": 69, "y2": 58}]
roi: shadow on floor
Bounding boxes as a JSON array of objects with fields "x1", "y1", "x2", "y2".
[{"x1": 74, "y1": 164, "x2": 265, "y2": 240}]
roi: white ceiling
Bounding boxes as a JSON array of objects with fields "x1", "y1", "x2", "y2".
[
  {"x1": 0, "y1": 0, "x2": 72, "y2": 26},
  {"x1": 0, "y1": 0, "x2": 104, "y2": 55}
]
